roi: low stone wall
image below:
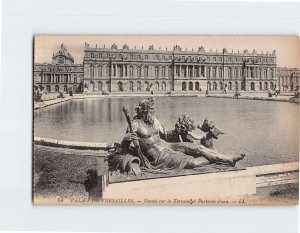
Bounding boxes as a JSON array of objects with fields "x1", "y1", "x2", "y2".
[
  {"x1": 34, "y1": 136, "x2": 114, "y2": 151},
  {"x1": 33, "y1": 142, "x2": 299, "y2": 205},
  {"x1": 207, "y1": 94, "x2": 291, "y2": 103}
]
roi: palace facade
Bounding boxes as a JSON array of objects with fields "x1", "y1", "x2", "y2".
[
  {"x1": 277, "y1": 67, "x2": 300, "y2": 91},
  {"x1": 83, "y1": 43, "x2": 278, "y2": 92},
  {"x1": 34, "y1": 43, "x2": 299, "y2": 93},
  {"x1": 34, "y1": 44, "x2": 84, "y2": 93}
]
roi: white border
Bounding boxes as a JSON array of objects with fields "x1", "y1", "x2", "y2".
[{"x1": 0, "y1": 0, "x2": 299, "y2": 232}]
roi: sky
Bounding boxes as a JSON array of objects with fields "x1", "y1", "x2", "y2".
[{"x1": 34, "y1": 35, "x2": 299, "y2": 68}]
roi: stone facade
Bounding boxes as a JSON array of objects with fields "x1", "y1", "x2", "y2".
[
  {"x1": 34, "y1": 43, "x2": 300, "y2": 93},
  {"x1": 34, "y1": 44, "x2": 83, "y2": 93},
  {"x1": 277, "y1": 67, "x2": 300, "y2": 91},
  {"x1": 83, "y1": 43, "x2": 278, "y2": 92}
]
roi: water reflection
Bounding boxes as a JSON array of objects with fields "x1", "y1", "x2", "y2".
[{"x1": 34, "y1": 97, "x2": 299, "y2": 167}]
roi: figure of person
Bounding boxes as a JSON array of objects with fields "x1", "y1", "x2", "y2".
[{"x1": 121, "y1": 98, "x2": 245, "y2": 173}]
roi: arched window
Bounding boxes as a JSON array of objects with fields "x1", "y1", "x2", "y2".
[
  {"x1": 145, "y1": 81, "x2": 150, "y2": 91},
  {"x1": 213, "y1": 82, "x2": 217, "y2": 90},
  {"x1": 235, "y1": 81, "x2": 239, "y2": 91},
  {"x1": 259, "y1": 82, "x2": 262, "y2": 90},
  {"x1": 98, "y1": 81, "x2": 102, "y2": 91},
  {"x1": 228, "y1": 67, "x2": 232, "y2": 78},
  {"x1": 55, "y1": 85, "x2": 59, "y2": 92},
  {"x1": 73, "y1": 75, "x2": 77, "y2": 83},
  {"x1": 137, "y1": 66, "x2": 141, "y2": 78},
  {"x1": 212, "y1": 67, "x2": 216, "y2": 78},
  {"x1": 189, "y1": 82, "x2": 193, "y2": 91},
  {"x1": 270, "y1": 82, "x2": 274, "y2": 90},
  {"x1": 162, "y1": 81, "x2": 166, "y2": 91},
  {"x1": 250, "y1": 67, "x2": 254, "y2": 78},
  {"x1": 129, "y1": 81, "x2": 134, "y2": 91},
  {"x1": 188, "y1": 66, "x2": 193, "y2": 77},
  {"x1": 117, "y1": 81, "x2": 123, "y2": 92},
  {"x1": 64, "y1": 85, "x2": 68, "y2": 92},
  {"x1": 270, "y1": 69, "x2": 273, "y2": 78},
  {"x1": 129, "y1": 66, "x2": 134, "y2": 78},
  {"x1": 207, "y1": 82, "x2": 211, "y2": 91},
  {"x1": 90, "y1": 66, "x2": 94, "y2": 78},
  {"x1": 218, "y1": 68, "x2": 223, "y2": 79},
  {"x1": 235, "y1": 68, "x2": 238, "y2": 79},
  {"x1": 106, "y1": 80, "x2": 111, "y2": 92},
  {"x1": 168, "y1": 66, "x2": 172, "y2": 77},
  {"x1": 46, "y1": 85, "x2": 51, "y2": 92},
  {"x1": 251, "y1": 82, "x2": 255, "y2": 90},
  {"x1": 155, "y1": 82, "x2": 159, "y2": 91},
  {"x1": 264, "y1": 82, "x2": 268, "y2": 90},
  {"x1": 98, "y1": 66, "x2": 102, "y2": 78},
  {"x1": 137, "y1": 81, "x2": 142, "y2": 91},
  {"x1": 144, "y1": 66, "x2": 148, "y2": 78},
  {"x1": 176, "y1": 66, "x2": 180, "y2": 77},
  {"x1": 162, "y1": 66, "x2": 166, "y2": 78},
  {"x1": 219, "y1": 82, "x2": 223, "y2": 90},
  {"x1": 195, "y1": 82, "x2": 199, "y2": 91},
  {"x1": 207, "y1": 67, "x2": 210, "y2": 78},
  {"x1": 155, "y1": 66, "x2": 159, "y2": 78},
  {"x1": 182, "y1": 82, "x2": 187, "y2": 91},
  {"x1": 228, "y1": 82, "x2": 232, "y2": 90}
]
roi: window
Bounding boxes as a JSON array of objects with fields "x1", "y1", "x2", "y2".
[
  {"x1": 155, "y1": 66, "x2": 159, "y2": 78},
  {"x1": 162, "y1": 66, "x2": 166, "y2": 78},
  {"x1": 137, "y1": 66, "x2": 141, "y2": 78},
  {"x1": 212, "y1": 67, "x2": 216, "y2": 78},
  {"x1": 228, "y1": 68, "x2": 232, "y2": 78},
  {"x1": 218, "y1": 68, "x2": 222, "y2": 79},
  {"x1": 250, "y1": 67, "x2": 254, "y2": 78},
  {"x1": 91, "y1": 53, "x2": 94, "y2": 58},
  {"x1": 145, "y1": 55, "x2": 148, "y2": 60},
  {"x1": 129, "y1": 66, "x2": 134, "y2": 78},
  {"x1": 144, "y1": 66, "x2": 148, "y2": 78}
]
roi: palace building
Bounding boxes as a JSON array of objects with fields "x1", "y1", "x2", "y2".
[
  {"x1": 34, "y1": 43, "x2": 299, "y2": 94},
  {"x1": 83, "y1": 43, "x2": 278, "y2": 92},
  {"x1": 277, "y1": 67, "x2": 300, "y2": 91},
  {"x1": 34, "y1": 44, "x2": 84, "y2": 93}
]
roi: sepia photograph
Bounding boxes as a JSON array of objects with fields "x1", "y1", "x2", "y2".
[{"x1": 33, "y1": 35, "x2": 299, "y2": 205}]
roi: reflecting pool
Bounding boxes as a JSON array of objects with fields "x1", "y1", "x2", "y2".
[{"x1": 34, "y1": 97, "x2": 299, "y2": 167}]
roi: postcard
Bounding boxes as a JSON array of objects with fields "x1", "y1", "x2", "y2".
[{"x1": 33, "y1": 35, "x2": 299, "y2": 205}]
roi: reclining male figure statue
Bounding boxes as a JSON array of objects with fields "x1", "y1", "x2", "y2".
[{"x1": 120, "y1": 97, "x2": 245, "y2": 174}]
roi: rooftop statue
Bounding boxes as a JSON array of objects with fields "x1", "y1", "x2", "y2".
[{"x1": 106, "y1": 98, "x2": 245, "y2": 175}]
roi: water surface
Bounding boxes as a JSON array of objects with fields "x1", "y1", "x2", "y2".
[{"x1": 34, "y1": 97, "x2": 299, "y2": 167}]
